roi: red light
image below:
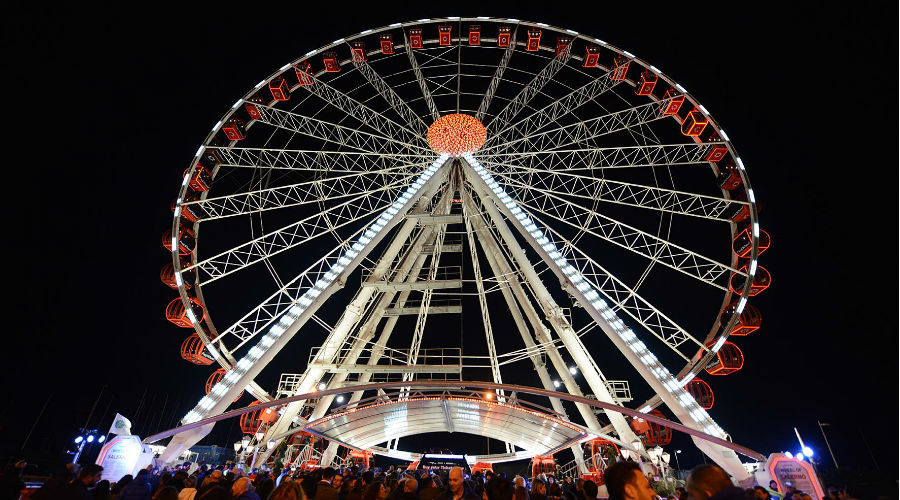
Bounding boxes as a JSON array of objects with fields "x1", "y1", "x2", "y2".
[{"x1": 427, "y1": 114, "x2": 487, "y2": 156}]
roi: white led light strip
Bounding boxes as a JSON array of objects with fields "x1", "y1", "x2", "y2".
[
  {"x1": 463, "y1": 153, "x2": 726, "y2": 439},
  {"x1": 181, "y1": 154, "x2": 450, "y2": 425}
]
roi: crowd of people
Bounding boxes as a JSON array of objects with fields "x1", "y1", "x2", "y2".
[{"x1": 3, "y1": 458, "x2": 865, "y2": 500}]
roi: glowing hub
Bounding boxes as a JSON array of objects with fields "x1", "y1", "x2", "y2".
[{"x1": 427, "y1": 114, "x2": 486, "y2": 156}]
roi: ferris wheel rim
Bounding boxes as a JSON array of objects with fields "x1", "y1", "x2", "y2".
[{"x1": 167, "y1": 16, "x2": 763, "y2": 421}]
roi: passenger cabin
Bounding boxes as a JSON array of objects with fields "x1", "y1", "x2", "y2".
[
  {"x1": 526, "y1": 29, "x2": 541, "y2": 51},
  {"x1": 635, "y1": 70, "x2": 657, "y2": 95},
  {"x1": 294, "y1": 61, "x2": 314, "y2": 86},
  {"x1": 183, "y1": 164, "x2": 212, "y2": 192},
  {"x1": 240, "y1": 400, "x2": 279, "y2": 434},
  {"x1": 732, "y1": 225, "x2": 770, "y2": 258},
  {"x1": 380, "y1": 34, "x2": 394, "y2": 54},
  {"x1": 685, "y1": 378, "x2": 714, "y2": 409},
  {"x1": 681, "y1": 109, "x2": 709, "y2": 136},
  {"x1": 269, "y1": 76, "x2": 290, "y2": 101},
  {"x1": 729, "y1": 265, "x2": 771, "y2": 296},
  {"x1": 205, "y1": 368, "x2": 242, "y2": 402},
  {"x1": 629, "y1": 409, "x2": 672, "y2": 446},
  {"x1": 244, "y1": 92, "x2": 265, "y2": 120},
  {"x1": 583, "y1": 45, "x2": 601, "y2": 68},
  {"x1": 439, "y1": 25, "x2": 452, "y2": 46},
  {"x1": 322, "y1": 52, "x2": 340, "y2": 72},
  {"x1": 351, "y1": 41, "x2": 366, "y2": 63},
  {"x1": 530, "y1": 455, "x2": 555, "y2": 477},
  {"x1": 497, "y1": 26, "x2": 511, "y2": 47},
  {"x1": 222, "y1": 118, "x2": 246, "y2": 141},
  {"x1": 162, "y1": 225, "x2": 195, "y2": 256},
  {"x1": 705, "y1": 132, "x2": 728, "y2": 162},
  {"x1": 706, "y1": 341, "x2": 744, "y2": 376},
  {"x1": 160, "y1": 261, "x2": 196, "y2": 289},
  {"x1": 201, "y1": 140, "x2": 222, "y2": 166},
  {"x1": 556, "y1": 36, "x2": 572, "y2": 58},
  {"x1": 610, "y1": 55, "x2": 630, "y2": 81},
  {"x1": 166, "y1": 297, "x2": 204, "y2": 328},
  {"x1": 716, "y1": 160, "x2": 742, "y2": 190},
  {"x1": 468, "y1": 25, "x2": 481, "y2": 45},
  {"x1": 726, "y1": 191, "x2": 751, "y2": 222},
  {"x1": 409, "y1": 28, "x2": 423, "y2": 49},
  {"x1": 719, "y1": 301, "x2": 762, "y2": 336},
  {"x1": 661, "y1": 88, "x2": 684, "y2": 115},
  {"x1": 181, "y1": 333, "x2": 214, "y2": 365}
]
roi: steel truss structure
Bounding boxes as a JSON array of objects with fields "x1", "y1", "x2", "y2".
[{"x1": 161, "y1": 18, "x2": 764, "y2": 482}]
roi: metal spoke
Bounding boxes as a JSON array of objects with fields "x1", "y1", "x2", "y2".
[
  {"x1": 480, "y1": 98, "x2": 674, "y2": 156},
  {"x1": 475, "y1": 27, "x2": 517, "y2": 121},
  {"x1": 351, "y1": 57, "x2": 429, "y2": 135},
  {"x1": 210, "y1": 147, "x2": 425, "y2": 172},
  {"x1": 187, "y1": 179, "x2": 410, "y2": 285},
  {"x1": 485, "y1": 42, "x2": 572, "y2": 137},
  {"x1": 486, "y1": 163, "x2": 744, "y2": 221},
  {"x1": 478, "y1": 143, "x2": 717, "y2": 171},
  {"x1": 255, "y1": 103, "x2": 429, "y2": 155},
  {"x1": 403, "y1": 32, "x2": 440, "y2": 121},
  {"x1": 484, "y1": 66, "x2": 620, "y2": 148},
  {"x1": 191, "y1": 164, "x2": 426, "y2": 221},
  {"x1": 497, "y1": 178, "x2": 742, "y2": 290}
]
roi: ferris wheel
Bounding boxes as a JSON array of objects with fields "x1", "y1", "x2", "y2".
[{"x1": 159, "y1": 17, "x2": 770, "y2": 478}]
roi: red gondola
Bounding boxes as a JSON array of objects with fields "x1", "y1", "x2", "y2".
[
  {"x1": 240, "y1": 400, "x2": 279, "y2": 434},
  {"x1": 380, "y1": 34, "x2": 394, "y2": 54},
  {"x1": 160, "y1": 261, "x2": 196, "y2": 289},
  {"x1": 526, "y1": 29, "x2": 541, "y2": 51},
  {"x1": 351, "y1": 42, "x2": 366, "y2": 63},
  {"x1": 205, "y1": 368, "x2": 242, "y2": 402},
  {"x1": 322, "y1": 52, "x2": 340, "y2": 73},
  {"x1": 439, "y1": 25, "x2": 452, "y2": 46},
  {"x1": 583, "y1": 45, "x2": 600, "y2": 68},
  {"x1": 166, "y1": 297, "x2": 204, "y2": 328},
  {"x1": 630, "y1": 409, "x2": 672, "y2": 446},
  {"x1": 181, "y1": 333, "x2": 214, "y2": 365},
  {"x1": 244, "y1": 92, "x2": 266, "y2": 120},
  {"x1": 720, "y1": 301, "x2": 762, "y2": 336},
  {"x1": 635, "y1": 70, "x2": 657, "y2": 95},
  {"x1": 681, "y1": 109, "x2": 708, "y2": 136},
  {"x1": 269, "y1": 76, "x2": 290, "y2": 101},
  {"x1": 294, "y1": 61, "x2": 314, "y2": 86},
  {"x1": 661, "y1": 88, "x2": 684, "y2": 115},
  {"x1": 556, "y1": 36, "x2": 572, "y2": 58},
  {"x1": 222, "y1": 118, "x2": 246, "y2": 141},
  {"x1": 408, "y1": 28, "x2": 423, "y2": 49},
  {"x1": 729, "y1": 264, "x2": 771, "y2": 296},
  {"x1": 732, "y1": 226, "x2": 771, "y2": 258},
  {"x1": 716, "y1": 159, "x2": 742, "y2": 190},
  {"x1": 162, "y1": 225, "x2": 195, "y2": 256},
  {"x1": 705, "y1": 132, "x2": 729, "y2": 162},
  {"x1": 685, "y1": 378, "x2": 714, "y2": 409},
  {"x1": 706, "y1": 341, "x2": 744, "y2": 375},
  {"x1": 183, "y1": 164, "x2": 212, "y2": 192},
  {"x1": 468, "y1": 25, "x2": 481, "y2": 45},
  {"x1": 610, "y1": 55, "x2": 630, "y2": 81},
  {"x1": 497, "y1": 26, "x2": 511, "y2": 47}
]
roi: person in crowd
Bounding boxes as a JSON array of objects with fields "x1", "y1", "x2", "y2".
[
  {"x1": 93, "y1": 479, "x2": 111, "y2": 500},
  {"x1": 546, "y1": 482, "x2": 562, "y2": 500},
  {"x1": 152, "y1": 486, "x2": 179, "y2": 500},
  {"x1": 196, "y1": 470, "x2": 229, "y2": 500},
  {"x1": 119, "y1": 469, "x2": 154, "y2": 500},
  {"x1": 486, "y1": 475, "x2": 512, "y2": 500},
  {"x1": 362, "y1": 480, "x2": 387, "y2": 500},
  {"x1": 58, "y1": 463, "x2": 105, "y2": 499},
  {"x1": 315, "y1": 467, "x2": 340, "y2": 500},
  {"x1": 419, "y1": 476, "x2": 440, "y2": 500},
  {"x1": 439, "y1": 468, "x2": 477, "y2": 500},
  {"x1": 395, "y1": 476, "x2": 419, "y2": 500},
  {"x1": 753, "y1": 488, "x2": 772, "y2": 500},
  {"x1": 270, "y1": 479, "x2": 305, "y2": 500},
  {"x1": 177, "y1": 476, "x2": 197, "y2": 500},
  {"x1": 514, "y1": 486, "x2": 529, "y2": 500},
  {"x1": 111, "y1": 474, "x2": 134, "y2": 500},
  {"x1": 675, "y1": 487, "x2": 687, "y2": 500},
  {"x1": 232, "y1": 477, "x2": 261, "y2": 500},
  {"x1": 581, "y1": 480, "x2": 597, "y2": 500},
  {"x1": 33, "y1": 462, "x2": 80, "y2": 499},
  {"x1": 685, "y1": 465, "x2": 748, "y2": 500},
  {"x1": 258, "y1": 477, "x2": 276, "y2": 500},
  {"x1": 603, "y1": 462, "x2": 656, "y2": 500},
  {"x1": 530, "y1": 479, "x2": 547, "y2": 500}
]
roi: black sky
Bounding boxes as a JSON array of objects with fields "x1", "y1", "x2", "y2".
[{"x1": 1, "y1": 1, "x2": 896, "y2": 475}]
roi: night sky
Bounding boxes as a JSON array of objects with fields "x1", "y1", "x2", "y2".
[{"x1": 2, "y1": 1, "x2": 895, "y2": 478}]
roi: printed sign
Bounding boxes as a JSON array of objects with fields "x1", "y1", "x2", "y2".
[
  {"x1": 95, "y1": 435, "x2": 144, "y2": 483},
  {"x1": 765, "y1": 454, "x2": 824, "y2": 500}
]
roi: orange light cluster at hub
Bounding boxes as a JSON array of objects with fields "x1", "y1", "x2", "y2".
[{"x1": 426, "y1": 114, "x2": 486, "y2": 156}]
